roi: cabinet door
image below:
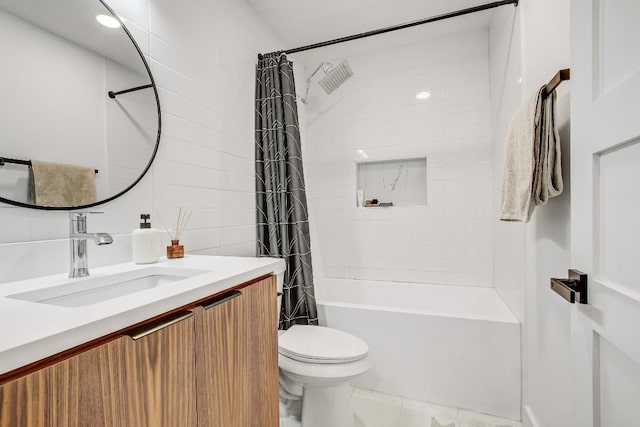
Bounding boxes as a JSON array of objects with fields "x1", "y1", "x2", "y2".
[
  {"x1": 0, "y1": 310, "x2": 196, "y2": 427},
  {"x1": 244, "y1": 277, "x2": 279, "y2": 427},
  {"x1": 0, "y1": 339, "x2": 125, "y2": 427},
  {"x1": 195, "y1": 290, "x2": 248, "y2": 427},
  {"x1": 121, "y1": 311, "x2": 196, "y2": 426},
  {"x1": 49, "y1": 310, "x2": 196, "y2": 427},
  {"x1": 49, "y1": 338, "x2": 126, "y2": 426},
  {"x1": 195, "y1": 276, "x2": 278, "y2": 427},
  {"x1": 0, "y1": 367, "x2": 50, "y2": 427}
]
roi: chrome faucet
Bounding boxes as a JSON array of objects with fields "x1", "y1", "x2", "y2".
[{"x1": 69, "y1": 212, "x2": 113, "y2": 278}]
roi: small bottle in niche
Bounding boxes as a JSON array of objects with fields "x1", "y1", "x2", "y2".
[{"x1": 167, "y1": 239, "x2": 184, "y2": 259}]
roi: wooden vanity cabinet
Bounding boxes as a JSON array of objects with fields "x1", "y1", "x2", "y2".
[{"x1": 0, "y1": 275, "x2": 278, "y2": 427}]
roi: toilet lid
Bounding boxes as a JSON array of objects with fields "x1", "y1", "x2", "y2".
[{"x1": 278, "y1": 325, "x2": 369, "y2": 364}]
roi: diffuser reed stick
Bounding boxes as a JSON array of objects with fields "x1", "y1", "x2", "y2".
[
  {"x1": 176, "y1": 209, "x2": 193, "y2": 241},
  {"x1": 174, "y1": 207, "x2": 182, "y2": 241},
  {"x1": 157, "y1": 208, "x2": 193, "y2": 240}
]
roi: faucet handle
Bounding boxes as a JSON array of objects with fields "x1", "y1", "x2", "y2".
[{"x1": 69, "y1": 211, "x2": 104, "y2": 220}]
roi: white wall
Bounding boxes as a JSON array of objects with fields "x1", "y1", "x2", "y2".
[
  {"x1": 0, "y1": 0, "x2": 283, "y2": 284},
  {"x1": 299, "y1": 29, "x2": 494, "y2": 287},
  {"x1": 489, "y1": 1, "x2": 572, "y2": 426},
  {"x1": 521, "y1": 0, "x2": 572, "y2": 425}
]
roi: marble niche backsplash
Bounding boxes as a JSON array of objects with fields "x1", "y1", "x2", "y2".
[{"x1": 356, "y1": 158, "x2": 427, "y2": 206}]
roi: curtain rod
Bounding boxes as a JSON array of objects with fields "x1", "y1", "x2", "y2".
[{"x1": 260, "y1": 0, "x2": 519, "y2": 58}]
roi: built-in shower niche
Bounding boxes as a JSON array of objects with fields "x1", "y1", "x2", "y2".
[{"x1": 356, "y1": 157, "x2": 427, "y2": 207}]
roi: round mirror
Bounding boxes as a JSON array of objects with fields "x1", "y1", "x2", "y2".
[{"x1": 0, "y1": 0, "x2": 160, "y2": 210}]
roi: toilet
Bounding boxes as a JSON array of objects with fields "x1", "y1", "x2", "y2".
[{"x1": 275, "y1": 272, "x2": 372, "y2": 427}]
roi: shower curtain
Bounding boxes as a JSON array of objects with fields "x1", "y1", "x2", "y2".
[{"x1": 255, "y1": 52, "x2": 318, "y2": 329}]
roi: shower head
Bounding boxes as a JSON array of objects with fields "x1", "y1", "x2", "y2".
[
  {"x1": 300, "y1": 60, "x2": 354, "y2": 104},
  {"x1": 318, "y1": 60, "x2": 354, "y2": 95}
]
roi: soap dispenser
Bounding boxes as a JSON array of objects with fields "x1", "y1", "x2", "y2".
[{"x1": 132, "y1": 214, "x2": 159, "y2": 264}]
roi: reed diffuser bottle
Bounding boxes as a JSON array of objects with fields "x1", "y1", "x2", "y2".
[
  {"x1": 159, "y1": 208, "x2": 192, "y2": 259},
  {"x1": 167, "y1": 239, "x2": 184, "y2": 259}
]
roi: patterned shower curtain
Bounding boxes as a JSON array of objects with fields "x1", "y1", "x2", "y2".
[{"x1": 255, "y1": 52, "x2": 318, "y2": 329}]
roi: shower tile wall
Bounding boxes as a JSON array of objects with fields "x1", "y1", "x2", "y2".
[
  {"x1": 302, "y1": 29, "x2": 493, "y2": 287},
  {"x1": 0, "y1": 0, "x2": 283, "y2": 283}
]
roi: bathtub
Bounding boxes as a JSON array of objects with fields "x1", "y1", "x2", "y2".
[{"x1": 316, "y1": 278, "x2": 521, "y2": 420}]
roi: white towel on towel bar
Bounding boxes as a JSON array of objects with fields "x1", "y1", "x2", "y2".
[
  {"x1": 28, "y1": 160, "x2": 96, "y2": 207},
  {"x1": 533, "y1": 91, "x2": 563, "y2": 206},
  {"x1": 500, "y1": 86, "x2": 563, "y2": 222}
]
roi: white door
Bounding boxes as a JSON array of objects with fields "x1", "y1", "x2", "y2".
[{"x1": 570, "y1": 1, "x2": 640, "y2": 426}]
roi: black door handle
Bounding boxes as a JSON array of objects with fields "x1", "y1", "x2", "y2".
[{"x1": 550, "y1": 269, "x2": 588, "y2": 304}]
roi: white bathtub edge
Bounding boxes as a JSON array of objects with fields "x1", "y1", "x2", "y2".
[
  {"x1": 316, "y1": 278, "x2": 521, "y2": 324},
  {"x1": 317, "y1": 300, "x2": 520, "y2": 325}
]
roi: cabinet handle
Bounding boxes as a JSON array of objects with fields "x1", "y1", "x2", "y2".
[
  {"x1": 201, "y1": 290, "x2": 242, "y2": 310},
  {"x1": 128, "y1": 311, "x2": 194, "y2": 340}
]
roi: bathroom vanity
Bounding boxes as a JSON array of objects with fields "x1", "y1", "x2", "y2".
[{"x1": 0, "y1": 255, "x2": 284, "y2": 426}]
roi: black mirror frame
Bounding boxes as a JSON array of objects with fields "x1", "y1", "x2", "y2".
[{"x1": 0, "y1": 0, "x2": 161, "y2": 211}]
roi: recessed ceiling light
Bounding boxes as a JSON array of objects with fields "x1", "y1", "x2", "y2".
[
  {"x1": 416, "y1": 91, "x2": 431, "y2": 100},
  {"x1": 96, "y1": 14, "x2": 121, "y2": 29}
]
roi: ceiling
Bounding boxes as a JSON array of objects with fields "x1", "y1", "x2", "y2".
[
  {"x1": 0, "y1": 0, "x2": 147, "y2": 74},
  {"x1": 247, "y1": 0, "x2": 505, "y2": 50}
]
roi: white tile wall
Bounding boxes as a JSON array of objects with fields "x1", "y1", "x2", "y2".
[
  {"x1": 0, "y1": 0, "x2": 283, "y2": 283},
  {"x1": 298, "y1": 29, "x2": 494, "y2": 287}
]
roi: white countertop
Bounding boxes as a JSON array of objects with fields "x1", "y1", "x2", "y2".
[{"x1": 0, "y1": 255, "x2": 286, "y2": 376}]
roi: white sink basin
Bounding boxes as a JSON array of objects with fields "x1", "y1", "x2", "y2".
[{"x1": 7, "y1": 266, "x2": 210, "y2": 308}]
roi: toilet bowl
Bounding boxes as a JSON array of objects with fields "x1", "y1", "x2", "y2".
[
  {"x1": 275, "y1": 273, "x2": 372, "y2": 427},
  {"x1": 278, "y1": 325, "x2": 372, "y2": 427}
]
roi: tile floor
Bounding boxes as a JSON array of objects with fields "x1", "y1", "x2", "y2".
[
  {"x1": 280, "y1": 388, "x2": 522, "y2": 427},
  {"x1": 352, "y1": 388, "x2": 522, "y2": 427}
]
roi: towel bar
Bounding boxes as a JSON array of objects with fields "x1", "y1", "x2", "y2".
[
  {"x1": 0, "y1": 157, "x2": 98, "y2": 174},
  {"x1": 542, "y1": 69, "x2": 570, "y2": 98},
  {"x1": 108, "y1": 83, "x2": 153, "y2": 99}
]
